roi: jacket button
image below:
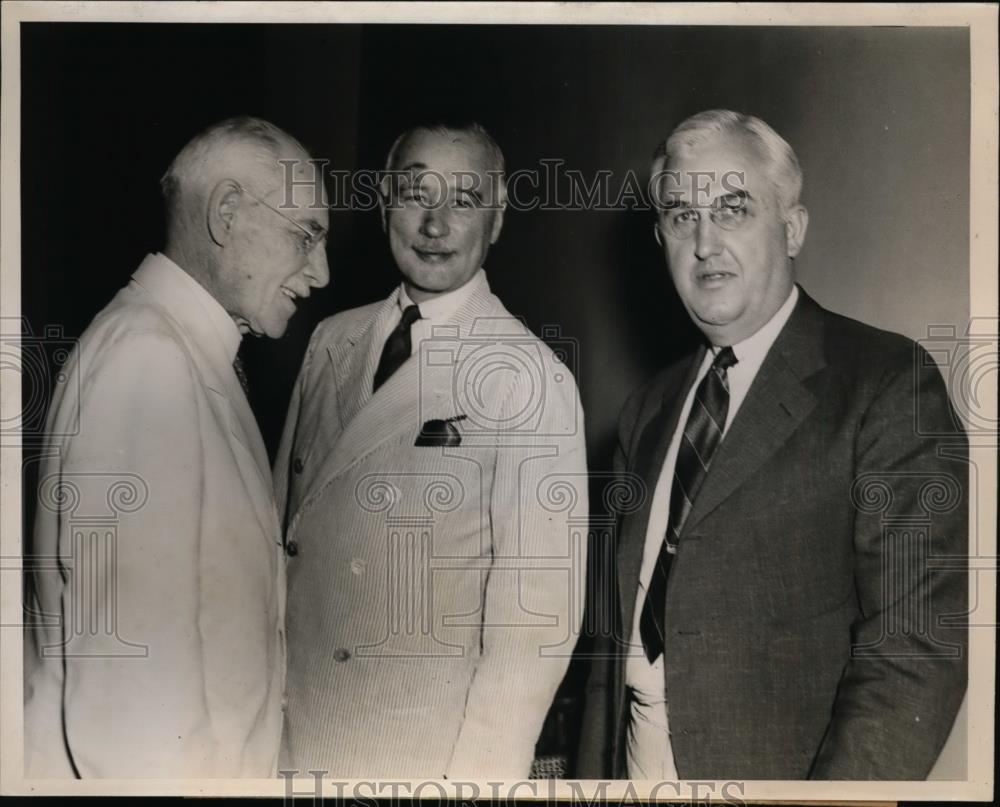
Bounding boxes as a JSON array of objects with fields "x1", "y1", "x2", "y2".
[
  {"x1": 293, "y1": 457, "x2": 305, "y2": 474},
  {"x1": 286, "y1": 540, "x2": 299, "y2": 557},
  {"x1": 333, "y1": 648, "x2": 352, "y2": 662},
  {"x1": 350, "y1": 559, "x2": 366, "y2": 575}
]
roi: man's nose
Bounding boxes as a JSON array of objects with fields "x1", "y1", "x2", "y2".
[
  {"x1": 305, "y1": 244, "x2": 330, "y2": 289},
  {"x1": 419, "y1": 206, "x2": 450, "y2": 239},
  {"x1": 693, "y1": 214, "x2": 723, "y2": 260}
]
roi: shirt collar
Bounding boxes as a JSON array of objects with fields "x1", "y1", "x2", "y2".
[
  {"x1": 155, "y1": 252, "x2": 243, "y2": 363},
  {"x1": 397, "y1": 268, "x2": 489, "y2": 322},
  {"x1": 715, "y1": 284, "x2": 799, "y2": 368}
]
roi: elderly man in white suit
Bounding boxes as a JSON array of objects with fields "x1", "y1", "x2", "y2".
[
  {"x1": 274, "y1": 122, "x2": 587, "y2": 778},
  {"x1": 24, "y1": 116, "x2": 329, "y2": 777}
]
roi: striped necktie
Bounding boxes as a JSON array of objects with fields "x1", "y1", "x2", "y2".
[
  {"x1": 233, "y1": 354, "x2": 250, "y2": 397},
  {"x1": 373, "y1": 304, "x2": 422, "y2": 392},
  {"x1": 639, "y1": 346, "x2": 738, "y2": 663}
]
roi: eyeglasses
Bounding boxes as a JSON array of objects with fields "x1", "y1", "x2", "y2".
[
  {"x1": 233, "y1": 181, "x2": 327, "y2": 253},
  {"x1": 660, "y1": 192, "x2": 754, "y2": 240}
]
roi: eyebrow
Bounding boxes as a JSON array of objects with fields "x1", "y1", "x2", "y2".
[
  {"x1": 665, "y1": 189, "x2": 754, "y2": 210},
  {"x1": 456, "y1": 187, "x2": 485, "y2": 203},
  {"x1": 718, "y1": 189, "x2": 752, "y2": 204}
]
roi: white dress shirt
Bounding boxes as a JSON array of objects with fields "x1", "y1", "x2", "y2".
[
  {"x1": 625, "y1": 284, "x2": 800, "y2": 779},
  {"x1": 151, "y1": 252, "x2": 243, "y2": 364},
  {"x1": 380, "y1": 268, "x2": 490, "y2": 354}
]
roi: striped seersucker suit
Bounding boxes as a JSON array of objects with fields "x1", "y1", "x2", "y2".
[{"x1": 274, "y1": 275, "x2": 588, "y2": 778}]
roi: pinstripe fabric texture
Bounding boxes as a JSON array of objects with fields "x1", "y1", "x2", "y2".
[{"x1": 274, "y1": 276, "x2": 588, "y2": 778}]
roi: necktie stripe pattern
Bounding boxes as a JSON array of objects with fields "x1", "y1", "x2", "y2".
[
  {"x1": 233, "y1": 354, "x2": 250, "y2": 396},
  {"x1": 639, "y1": 346, "x2": 737, "y2": 663},
  {"x1": 373, "y1": 304, "x2": 422, "y2": 392},
  {"x1": 666, "y1": 357, "x2": 732, "y2": 546}
]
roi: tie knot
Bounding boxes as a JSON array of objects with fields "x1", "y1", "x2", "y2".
[
  {"x1": 712, "y1": 346, "x2": 738, "y2": 373},
  {"x1": 400, "y1": 304, "x2": 422, "y2": 328}
]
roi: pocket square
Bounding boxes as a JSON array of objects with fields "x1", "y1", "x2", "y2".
[{"x1": 415, "y1": 414, "x2": 467, "y2": 447}]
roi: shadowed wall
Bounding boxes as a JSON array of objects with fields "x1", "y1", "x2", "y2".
[{"x1": 20, "y1": 22, "x2": 969, "y2": 777}]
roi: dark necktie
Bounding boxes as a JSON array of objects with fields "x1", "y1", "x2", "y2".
[
  {"x1": 639, "y1": 346, "x2": 738, "y2": 663},
  {"x1": 233, "y1": 354, "x2": 250, "y2": 396},
  {"x1": 373, "y1": 304, "x2": 422, "y2": 392}
]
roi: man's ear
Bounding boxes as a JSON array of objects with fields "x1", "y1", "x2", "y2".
[
  {"x1": 378, "y1": 174, "x2": 390, "y2": 234},
  {"x1": 784, "y1": 204, "x2": 809, "y2": 258},
  {"x1": 207, "y1": 179, "x2": 243, "y2": 247},
  {"x1": 653, "y1": 222, "x2": 664, "y2": 248},
  {"x1": 487, "y1": 178, "x2": 507, "y2": 245},
  {"x1": 489, "y1": 205, "x2": 505, "y2": 245}
]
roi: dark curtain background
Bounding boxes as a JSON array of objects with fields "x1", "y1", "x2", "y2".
[{"x1": 20, "y1": 23, "x2": 969, "y2": 773}]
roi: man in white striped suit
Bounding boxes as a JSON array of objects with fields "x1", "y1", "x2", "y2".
[{"x1": 274, "y1": 122, "x2": 588, "y2": 778}]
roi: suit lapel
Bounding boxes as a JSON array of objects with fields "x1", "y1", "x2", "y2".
[
  {"x1": 203, "y1": 378, "x2": 280, "y2": 536},
  {"x1": 308, "y1": 282, "x2": 499, "y2": 487},
  {"x1": 681, "y1": 289, "x2": 826, "y2": 534},
  {"x1": 332, "y1": 294, "x2": 399, "y2": 429},
  {"x1": 617, "y1": 348, "x2": 705, "y2": 641},
  {"x1": 128, "y1": 255, "x2": 278, "y2": 539}
]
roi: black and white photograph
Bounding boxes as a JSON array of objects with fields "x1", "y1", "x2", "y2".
[{"x1": 0, "y1": 1, "x2": 995, "y2": 801}]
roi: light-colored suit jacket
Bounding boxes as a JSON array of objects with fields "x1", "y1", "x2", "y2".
[
  {"x1": 24, "y1": 254, "x2": 287, "y2": 778},
  {"x1": 274, "y1": 276, "x2": 588, "y2": 778}
]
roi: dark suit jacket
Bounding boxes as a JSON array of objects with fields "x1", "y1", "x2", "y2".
[{"x1": 577, "y1": 288, "x2": 968, "y2": 780}]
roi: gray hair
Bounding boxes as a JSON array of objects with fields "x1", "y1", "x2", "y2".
[
  {"x1": 383, "y1": 122, "x2": 507, "y2": 207},
  {"x1": 385, "y1": 121, "x2": 505, "y2": 176},
  {"x1": 160, "y1": 116, "x2": 304, "y2": 215},
  {"x1": 653, "y1": 109, "x2": 803, "y2": 213}
]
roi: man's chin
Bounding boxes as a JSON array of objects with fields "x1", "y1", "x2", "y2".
[
  {"x1": 688, "y1": 296, "x2": 740, "y2": 324},
  {"x1": 252, "y1": 320, "x2": 291, "y2": 340},
  {"x1": 401, "y1": 270, "x2": 455, "y2": 298},
  {"x1": 689, "y1": 301, "x2": 745, "y2": 337}
]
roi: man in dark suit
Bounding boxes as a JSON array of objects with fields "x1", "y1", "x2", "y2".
[{"x1": 577, "y1": 109, "x2": 968, "y2": 780}]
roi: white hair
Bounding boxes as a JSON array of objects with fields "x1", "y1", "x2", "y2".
[
  {"x1": 653, "y1": 109, "x2": 803, "y2": 213},
  {"x1": 160, "y1": 116, "x2": 304, "y2": 217}
]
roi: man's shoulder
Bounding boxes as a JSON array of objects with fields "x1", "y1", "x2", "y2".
[
  {"x1": 79, "y1": 293, "x2": 195, "y2": 366},
  {"x1": 466, "y1": 295, "x2": 579, "y2": 386},
  {"x1": 469, "y1": 305, "x2": 548, "y2": 347},
  {"x1": 810, "y1": 297, "x2": 931, "y2": 382},
  {"x1": 309, "y1": 300, "x2": 384, "y2": 346},
  {"x1": 817, "y1": 303, "x2": 916, "y2": 359}
]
